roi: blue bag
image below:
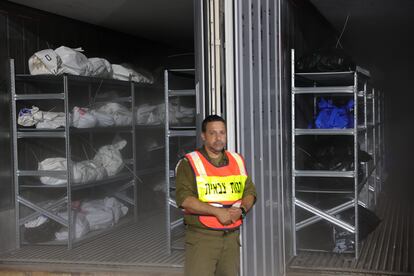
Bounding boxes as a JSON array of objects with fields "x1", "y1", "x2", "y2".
[{"x1": 314, "y1": 98, "x2": 354, "y2": 129}]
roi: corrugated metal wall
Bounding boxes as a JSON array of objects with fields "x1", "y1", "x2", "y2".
[
  {"x1": 0, "y1": 8, "x2": 15, "y2": 253},
  {"x1": 234, "y1": 0, "x2": 338, "y2": 275},
  {"x1": 235, "y1": 0, "x2": 291, "y2": 275}
]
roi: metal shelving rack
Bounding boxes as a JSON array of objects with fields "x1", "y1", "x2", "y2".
[
  {"x1": 164, "y1": 69, "x2": 196, "y2": 254},
  {"x1": 291, "y1": 50, "x2": 383, "y2": 258},
  {"x1": 10, "y1": 59, "x2": 138, "y2": 249}
]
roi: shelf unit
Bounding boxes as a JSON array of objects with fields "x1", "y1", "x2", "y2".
[
  {"x1": 164, "y1": 69, "x2": 197, "y2": 254},
  {"x1": 291, "y1": 50, "x2": 384, "y2": 258},
  {"x1": 10, "y1": 59, "x2": 139, "y2": 249}
]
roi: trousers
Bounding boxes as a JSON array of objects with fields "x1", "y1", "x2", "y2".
[{"x1": 184, "y1": 226, "x2": 240, "y2": 276}]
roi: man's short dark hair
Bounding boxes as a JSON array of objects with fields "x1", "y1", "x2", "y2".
[{"x1": 202, "y1": 115, "x2": 226, "y2": 132}]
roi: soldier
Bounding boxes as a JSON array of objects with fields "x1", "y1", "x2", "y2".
[{"x1": 176, "y1": 115, "x2": 257, "y2": 276}]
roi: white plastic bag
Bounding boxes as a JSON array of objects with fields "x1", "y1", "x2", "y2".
[
  {"x1": 136, "y1": 104, "x2": 162, "y2": 125},
  {"x1": 55, "y1": 46, "x2": 91, "y2": 76},
  {"x1": 72, "y1": 107, "x2": 97, "y2": 128},
  {"x1": 97, "y1": 103, "x2": 132, "y2": 126},
  {"x1": 90, "y1": 110, "x2": 115, "y2": 127},
  {"x1": 175, "y1": 105, "x2": 195, "y2": 123},
  {"x1": 24, "y1": 215, "x2": 48, "y2": 228},
  {"x1": 72, "y1": 160, "x2": 107, "y2": 184},
  {"x1": 18, "y1": 106, "x2": 66, "y2": 129},
  {"x1": 38, "y1": 157, "x2": 67, "y2": 185},
  {"x1": 81, "y1": 199, "x2": 114, "y2": 231},
  {"x1": 28, "y1": 49, "x2": 61, "y2": 75},
  {"x1": 81, "y1": 197, "x2": 128, "y2": 230},
  {"x1": 55, "y1": 211, "x2": 90, "y2": 240},
  {"x1": 36, "y1": 111, "x2": 66, "y2": 129},
  {"x1": 18, "y1": 106, "x2": 43, "y2": 127},
  {"x1": 104, "y1": 197, "x2": 128, "y2": 223},
  {"x1": 93, "y1": 140, "x2": 127, "y2": 176},
  {"x1": 88, "y1": 57, "x2": 113, "y2": 78},
  {"x1": 112, "y1": 64, "x2": 153, "y2": 83}
]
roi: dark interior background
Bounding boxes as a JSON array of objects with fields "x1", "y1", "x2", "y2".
[{"x1": 310, "y1": 0, "x2": 414, "y2": 198}]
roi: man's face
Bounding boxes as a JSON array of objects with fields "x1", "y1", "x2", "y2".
[{"x1": 202, "y1": 121, "x2": 227, "y2": 154}]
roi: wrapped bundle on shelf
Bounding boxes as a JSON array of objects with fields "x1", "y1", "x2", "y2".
[
  {"x1": 55, "y1": 211, "x2": 90, "y2": 240},
  {"x1": 72, "y1": 106, "x2": 98, "y2": 128},
  {"x1": 18, "y1": 106, "x2": 65, "y2": 129},
  {"x1": 28, "y1": 46, "x2": 151, "y2": 83},
  {"x1": 92, "y1": 139, "x2": 127, "y2": 176},
  {"x1": 96, "y1": 103, "x2": 132, "y2": 126},
  {"x1": 38, "y1": 139, "x2": 127, "y2": 185},
  {"x1": 314, "y1": 98, "x2": 354, "y2": 129}
]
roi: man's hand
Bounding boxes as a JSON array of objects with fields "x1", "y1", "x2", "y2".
[
  {"x1": 228, "y1": 207, "x2": 242, "y2": 223},
  {"x1": 214, "y1": 208, "x2": 232, "y2": 225}
]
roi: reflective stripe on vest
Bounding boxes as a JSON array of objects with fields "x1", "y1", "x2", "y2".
[{"x1": 185, "y1": 150, "x2": 248, "y2": 230}]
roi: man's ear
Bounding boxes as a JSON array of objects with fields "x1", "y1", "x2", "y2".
[{"x1": 201, "y1": 132, "x2": 206, "y2": 142}]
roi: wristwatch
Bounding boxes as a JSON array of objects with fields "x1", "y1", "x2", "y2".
[{"x1": 240, "y1": 206, "x2": 247, "y2": 219}]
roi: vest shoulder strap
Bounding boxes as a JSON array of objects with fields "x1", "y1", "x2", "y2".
[
  {"x1": 227, "y1": 151, "x2": 247, "y2": 176},
  {"x1": 186, "y1": 151, "x2": 207, "y2": 176}
]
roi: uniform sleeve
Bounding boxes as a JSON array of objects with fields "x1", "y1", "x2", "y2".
[
  {"x1": 243, "y1": 175, "x2": 257, "y2": 201},
  {"x1": 175, "y1": 158, "x2": 198, "y2": 207}
]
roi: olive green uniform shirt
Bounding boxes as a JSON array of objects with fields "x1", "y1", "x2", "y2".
[{"x1": 175, "y1": 147, "x2": 257, "y2": 229}]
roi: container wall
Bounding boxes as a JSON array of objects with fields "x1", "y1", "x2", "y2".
[{"x1": 235, "y1": 0, "x2": 343, "y2": 275}]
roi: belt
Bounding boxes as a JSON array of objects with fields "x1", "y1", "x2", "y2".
[{"x1": 187, "y1": 225, "x2": 240, "y2": 236}]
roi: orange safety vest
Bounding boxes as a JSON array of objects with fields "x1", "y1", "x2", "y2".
[{"x1": 185, "y1": 150, "x2": 248, "y2": 230}]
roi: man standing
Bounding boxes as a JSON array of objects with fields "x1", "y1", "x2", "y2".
[{"x1": 175, "y1": 115, "x2": 257, "y2": 276}]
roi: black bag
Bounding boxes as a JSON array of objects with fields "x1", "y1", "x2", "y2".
[
  {"x1": 296, "y1": 48, "x2": 356, "y2": 72},
  {"x1": 333, "y1": 206, "x2": 381, "y2": 253},
  {"x1": 24, "y1": 218, "x2": 62, "y2": 243}
]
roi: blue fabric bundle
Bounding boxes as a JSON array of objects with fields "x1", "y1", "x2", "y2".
[{"x1": 314, "y1": 98, "x2": 354, "y2": 129}]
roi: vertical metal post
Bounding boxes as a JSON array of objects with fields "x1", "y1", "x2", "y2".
[
  {"x1": 224, "y1": 0, "x2": 236, "y2": 151},
  {"x1": 131, "y1": 82, "x2": 138, "y2": 219},
  {"x1": 276, "y1": 1, "x2": 287, "y2": 273},
  {"x1": 63, "y1": 75, "x2": 73, "y2": 249},
  {"x1": 262, "y1": 0, "x2": 276, "y2": 274},
  {"x1": 10, "y1": 59, "x2": 20, "y2": 249},
  {"x1": 194, "y1": 0, "x2": 206, "y2": 147},
  {"x1": 214, "y1": 0, "x2": 221, "y2": 115},
  {"x1": 164, "y1": 70, "x2": 171, "y2": 254},
  {"x1": 363, "y1": 81, "x2": 369, "y2": 207},
  {"x1": 353, "y1": 72, "x2": 359, "y2": 259},
  {"x1": 372, "y1": 88, "x2": 377, "y2": 206},
  {"x1": 208, "y1": 0, "x2": 215, "y2": 114},
  {"x1": 291, "y1": 49, "x2": 296, "y2": 256},
  {"x1": 234, "y1": 1, "x2": 244, "y2": 273}
]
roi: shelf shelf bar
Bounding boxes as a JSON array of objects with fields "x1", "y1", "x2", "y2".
[
  {"x1": 169, "y1": 89, "x2": 196, "y2": 96},
  {"x1": 293, "y1": 86, "x2": 354, "y2": 94},
  {"x1": 18, "y1": 196, "x2": 68, "y2": 227},
  {"x1": 295, "y1": 198, "x2": 355, "y2": 233},
  {"x1": 296, "y1": 200, "x2": 355, "y2": 230},
  {"x1": 17, "y1": 170, "x2": 67, "y2": 177},
  {"x1": 19, "y1": 197, "x2": 67, "y2": 226},
  {"x1": 17, "y1": 131, "x2": 66, "y2": 138},
  {"x1": 294, "y1": 170, "x2": 355, "y2": 178},
  {"x1": 168, "y1": 130, "x2": 197, "y2": 137},
  {"x1": 14, "y1": 93, "x2": 65, "y2": 100},
  {"x1": 295, "y1": 128, "x2": 355, "y2": 135}
]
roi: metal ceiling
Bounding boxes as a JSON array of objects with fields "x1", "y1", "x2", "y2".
[{"x1": 8, "y1": 0, "x2": 194, "y2": 49}]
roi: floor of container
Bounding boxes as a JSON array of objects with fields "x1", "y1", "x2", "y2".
[
  {"x1": 288, "y1": 185, "x2": 414, "y2": 276},
  {"x1": 0, "y1": 210, "x2": 185, "y2": 274}
]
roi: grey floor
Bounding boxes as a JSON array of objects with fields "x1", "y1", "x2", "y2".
[
  {"x1": 288, "y1": 191, "x2": 413, "y2": 275},
  {"x1": 0, "y1": 211, "x2": 185, "y2": 270}
]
